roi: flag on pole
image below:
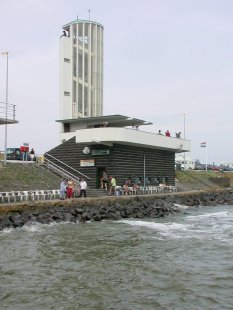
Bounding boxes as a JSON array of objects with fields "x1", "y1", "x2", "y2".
[{"x1": 200, "y1": 142, "x2": 206, "y2": 148}]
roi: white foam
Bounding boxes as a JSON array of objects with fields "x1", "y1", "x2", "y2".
[
  {"x1": 186, "y1": 211, "x2": 231, "y2": 221},
  {"x1": 22, "y1": 222, "x2": 44, "y2": 232},
  {"x1": 173, "y1": 203, "x2": 189, "y2": 209},
  {"x1": 118, "y1": 216, "x2": 233, "y2": 241},
  {"x1": 0, "y1": 227, "x2": 14, "y2": 234},
  {"x1": 119, "y1": 219, "x2": 191, "y2": 232}
]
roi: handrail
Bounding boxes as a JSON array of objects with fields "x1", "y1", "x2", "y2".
[
  {"x1": 43, "y1": 158, "x2": 80, "y2": 182},
  {"x1": 44, "y1": 152, "x2": 91, "y2": 180}
]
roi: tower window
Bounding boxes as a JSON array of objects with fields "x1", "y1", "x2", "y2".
[
  {"x1": 64, "y1": 91, "x2": 70, "y2": 96},
  {"x1": 64, "y1": 58, "x2": 70, "y2": 63}
]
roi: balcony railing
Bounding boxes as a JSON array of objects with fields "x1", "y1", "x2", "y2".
[{"x1": 0, "y1": 102, "x2": 18, "y2": 125}]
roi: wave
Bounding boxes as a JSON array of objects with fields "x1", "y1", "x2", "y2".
[
  {"x1": 173, "y1": 203, "x2": 189, "y2": 209},
  {"x1": 0, "y1": 227, "x2": 14, "y2": 234},
  {"x1": 119, "y1": 219, "x2": 192, "y2": 234},
  {"x1": 118, "y1": 210, "x2": 233, "y2": 241},
  {"x1": 186, "y1": 211, "x2": 232, "y2": 220},
  {"x1": 0, "y1": 220, "x2": 80, "y2": 235}
]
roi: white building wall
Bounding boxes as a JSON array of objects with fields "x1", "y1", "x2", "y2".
[
  {"x1": 59, "y1": 127, "x2": 191, "y2": 153},
  {"x1": 59, "y1": 36, "x2": 72, "y2": 120}
]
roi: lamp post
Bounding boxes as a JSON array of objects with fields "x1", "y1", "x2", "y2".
[
  {"x1": 183, "y1": 113, "x2": 186, "y2": 170},
  {"x1": 2, "y1": 51, "x2": 9, "y2": 165},
  {"x1": 183, "y1": 113, "x2": 186, "y2": 139}
]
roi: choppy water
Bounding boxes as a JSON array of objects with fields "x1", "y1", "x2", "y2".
[{"x1": 1, "y1": 205, "x2": 233, "y2": 310}]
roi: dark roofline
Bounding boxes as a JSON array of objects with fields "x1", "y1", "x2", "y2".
[
  {"x1": 56, "y1": 114, "x2": 153, "y2": 127},
  {"x1": 63, "y1": 19, "x2": 103, "y2": 29}
]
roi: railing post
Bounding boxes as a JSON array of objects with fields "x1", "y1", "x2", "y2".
[{"x1": 13, "y1": 104, "x2": 16, "y2": 121}]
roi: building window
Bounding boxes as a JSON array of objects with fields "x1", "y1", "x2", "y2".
[
  {"x1": 64, "y1": 91, "x2": 70, "y2": 96},
  {"x1": 64, "y1": 58, "x2": 70, "y2": 63},
  {"x1": 64, "y1": 123, "x2": 70, "y2": 133},
  {"x1": 78, "y1": 83, "x2": 82, "y2": 114}
]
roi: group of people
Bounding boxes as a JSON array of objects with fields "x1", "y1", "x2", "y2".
[
  {"x1": 59, "y1": 178, "x2": 87, "y2": 200},
  {"x1": 158, "y1": 130, "x2": 181, "y2": 138},
  {"x1": 100, "y1": 172, "x2": 117, "y2": 195},
  {"x1": 100, "y1": 171, "x2": 139, "y2": 196}
]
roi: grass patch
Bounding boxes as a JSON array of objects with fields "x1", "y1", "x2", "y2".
[{"x1": 0, "y1": 163, "x2": 61, "y2": 191}]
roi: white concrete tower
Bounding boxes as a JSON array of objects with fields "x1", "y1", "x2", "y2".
[{"x1": 59, "y1": 18, "x2": 104, "y2": 125}]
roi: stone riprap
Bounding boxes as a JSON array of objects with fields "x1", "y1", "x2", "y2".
[{"x1": 0, "y1": 189, "x2": 233, "y2": 231}]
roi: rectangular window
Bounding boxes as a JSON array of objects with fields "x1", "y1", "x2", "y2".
[
  {"x1": 78, "y1": 23, "x2": 83, "y2": 44},
  {"x1": 78, "y1": 51, "x2": 83, "y2": 79},
  {"x1": 73, "y1": 24, "x2": 77, "y2": 44},
  {"x1": 73, "y1": 81, "x2": 77, "y2": 103},
  {"x1": 64, "y1": 91, "x2": 70, "y2": 96},
  {"x1": 64, "y1": 58, "x2": 70, "y2": 63},
  {"x1": 64, "y1": 123, "x2": 70, "y2": 132},
  {"x1": 84, "y1": 53, "x2": 88, "y2": 82},
  {"x1": 78, "y1": 83, "x2": 82, "y2": 114},
  {"x1": 73, "y1": 47, "x2": 77, "y2": 77},
  {"x1": 84, "y1": 86, "x2": 88, "y2": 116}
]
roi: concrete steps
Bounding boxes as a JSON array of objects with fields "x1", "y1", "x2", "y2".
[{"x1": 86, "y1": 188, "x2": 110, "y2": 198}]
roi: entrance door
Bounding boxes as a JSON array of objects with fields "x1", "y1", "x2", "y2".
[{"x1": 96, "y1": 167, "x2": 106, "y2": 188}]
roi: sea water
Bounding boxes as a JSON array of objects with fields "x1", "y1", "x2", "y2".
[{"x1": 1, "y1": 205, "x2": 233, "y2": 310}]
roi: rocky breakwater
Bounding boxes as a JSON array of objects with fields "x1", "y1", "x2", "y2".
[{"x1": 0, "y1": 189, "x2": 233, "y2": 231}]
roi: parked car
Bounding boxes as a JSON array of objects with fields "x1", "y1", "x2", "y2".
[
  {"x1": 207, "y1": 165, "x2": 220, "y2": 171},
  {"x1": 220, "y1": 166, "x2": 233, "y2": 172},
  {"x1": 175, "y1": 156, "x2": 195, "y2": 170},
  {"x1": 6, "y1": 148, "x2": 30, "y2": 161},
  {"x1": 194, "y1": 164, "x2": 206, "y2": 170}
]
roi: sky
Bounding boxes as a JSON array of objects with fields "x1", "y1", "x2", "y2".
[{"x1": 0, "y1": 0, "x2": 233, "y2": 165}]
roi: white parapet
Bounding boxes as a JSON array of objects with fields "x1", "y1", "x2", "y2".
[{"x1": 72, "y1": 127, "x2": 191, "y2": 152}]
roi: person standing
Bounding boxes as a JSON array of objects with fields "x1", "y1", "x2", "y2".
[
  {"x1": 30, "y1": 148, "x2": 35, "y2": 161},
  {"x1": 109, "y1": 176, "x2": 116, "y2": 195},
  {"x1": 73, "y1": 180, "x2": 80, "y2": 198},
  {"x1": 79, "y1": 178, "x2": 87, "y2": 198},
  {"x1": 66, "y1": 179, "x2": 74, "y2": 198},
  {"x1": 101, "y1": 170, "x2": 108, "y2": 190},
  {"x1": 60, "y1": 179, "x2": 67, "y2": 200}
]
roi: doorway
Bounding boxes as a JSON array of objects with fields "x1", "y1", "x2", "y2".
[{"x1": 96, "y1": 167, "x2": 106, "y2": 188}]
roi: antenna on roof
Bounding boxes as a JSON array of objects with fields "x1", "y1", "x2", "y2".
[
  {"x1": 88, "y1": 9, "x2": 91, "y2": 21},
  {"x1": 77, "y1": 13, "x2": 78, "y2": 20}
]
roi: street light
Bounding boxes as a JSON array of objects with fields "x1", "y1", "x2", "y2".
[
  {"x1": 183, "y1": 113, "x2": 186, "y2": 170},
  {"x1": 2, "y1": 51, "x2": 9, "y2": 165},
  {"x1": 183, "y1": 113, "x2": 186, "y2": 139}
]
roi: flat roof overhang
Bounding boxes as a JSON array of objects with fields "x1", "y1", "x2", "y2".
[
  {"x1": 0, "y1": 118, "x2": 18, "y2": 125},
  {"x1": 56, "y1": 114, "x2": 152, "y2": 128},
  {"x1": 71, "y1": 127, "x2": 191, "y2": 153}
]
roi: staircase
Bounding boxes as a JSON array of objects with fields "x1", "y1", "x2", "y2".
[
  {"x1": 41, "y1": 154, "x2": 109, "y2": 197},
  {"x1": 42, "y1": 153, "x2": 91, "y2": 184},
  {"x1": 85, "y1": 188, "x2": 109, "y2": 198}
]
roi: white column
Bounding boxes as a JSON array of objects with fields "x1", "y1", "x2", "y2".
[
  {"x1": 88, "y1": 22, "x2": 92, "y2": 116},
  {"x1": 82, "y1": 22, "x2": 85, "y2": 117}
]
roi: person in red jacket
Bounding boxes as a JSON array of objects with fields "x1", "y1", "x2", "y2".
[{"x1": 66, "y1": 179, "x2": 74, "y2": 198}]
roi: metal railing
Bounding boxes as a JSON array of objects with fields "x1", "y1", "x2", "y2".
[
  {"x1": 43, "y1": 153, "x2": 91, "y2": 181},
  {"x1": 0, "y1": 101, "x2": 17, "y2": 123}
]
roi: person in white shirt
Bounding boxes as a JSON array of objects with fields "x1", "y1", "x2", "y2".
[{"x1": 79, "y1": 178, "x2": 87, "y2": 198}]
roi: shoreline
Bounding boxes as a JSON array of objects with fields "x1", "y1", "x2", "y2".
[{"x1": 1, "y1": 189, "x2": 233, "y2": 231}]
